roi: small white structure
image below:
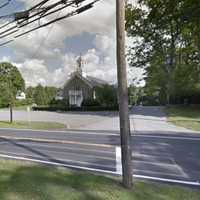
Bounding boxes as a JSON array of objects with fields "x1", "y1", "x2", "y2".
[
  {"x1": 16, "y1": 91, "x2": 26, "y2": 100},
  {"x1": 55, "y1": 89, "x2": 64, "y2": 100}
]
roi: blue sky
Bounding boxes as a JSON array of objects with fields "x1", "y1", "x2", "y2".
[{"x1": 0, "y1": 0, "x2": 144, "y2": 87}]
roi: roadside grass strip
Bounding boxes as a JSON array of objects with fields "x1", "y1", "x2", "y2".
[
  {"x1": 0, "y1": 121, "x2": 66, "y2": 130},
  {"x1": 0, "y1": 159, "x2": 199, "y2": 200},
  {"x1": 167, "y1": 107, "x2": 200, "y2": 132}
]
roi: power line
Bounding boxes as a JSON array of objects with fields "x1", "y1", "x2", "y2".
[
  {"x1": 31, "y1": 10, "x2": 62, "y2": 59},
  {"x1": 0, "y1": 0, "x2": 51, "y2": 28},
  {"x1": 0, "y1": 0, "x2": 100, "y2": 47},
  {"x1": 0, "y1": 39, "x2": 13, "y2": 46},
  {"x1": 0, "y1": 0, "x2": 86, "y2": 37},
  {"x1": 0, "y1": 0, "x2": 12, "y2": 10},
  {"x1": 15, "y1": 1, "x2": 99, "y2": 39}
]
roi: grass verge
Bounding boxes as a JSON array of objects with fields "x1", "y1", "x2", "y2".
[
  {"x1": 166, "y1": 106, "x2": 200, "y2": 131},
  {"x1": 0, "y1": 121, "x2": 66, "y2": 130},
  {"x1": 0, "y1": 159, "x2": 199, "y2": 200}
]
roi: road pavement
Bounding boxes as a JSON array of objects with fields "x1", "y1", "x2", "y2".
[
  {"x1": 0, "y1": 128, "x2": 199, "y2": 187},
  {"x1": 0, "y1": 106, "x2": 199, "y2": 186}
]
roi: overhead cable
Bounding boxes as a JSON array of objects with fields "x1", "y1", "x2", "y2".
[
  {"x1": 0, "y1": 0, "x2": 12, "y2": 10},
  {"x1": 0, "y1": 0, "x2": 86, "y2": 38},
  {"x1": 0, "y1": 0, "x2": 100, "y2": 46}
]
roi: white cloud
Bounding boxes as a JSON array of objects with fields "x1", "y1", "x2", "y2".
[{"x1": 0, "y1": 0, "x2": 145, "y2": 87}]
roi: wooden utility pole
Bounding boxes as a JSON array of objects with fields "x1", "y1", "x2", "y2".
[{"x1": 116, "y1": 0, "x2": 133, "y2": 188}]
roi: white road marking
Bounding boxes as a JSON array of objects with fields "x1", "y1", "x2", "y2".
[
  {"x1": 134, "y1": 168, "x2": 187, "y2": 178},
  {"x1": 135, "y1": 134, "x2": 200, "y2": 141},
  {"x1": 0, "y1": 153, "x2": 117, "y2": 175},
  {"x1": 0, "y1": 153, "x2": 199, "y2": 186},
  {"x1": 116, "y1": 146, "x2": 122, "y2": 175},
  {"x1": 133, "y1": 174, "x2": 200, "y2": 186}
]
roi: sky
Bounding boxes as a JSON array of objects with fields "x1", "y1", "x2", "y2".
[{"x1": 0, "y1": 0, "x2": 144, "y2": 87}]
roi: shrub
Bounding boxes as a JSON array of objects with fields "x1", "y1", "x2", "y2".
[
  {"x1": 32, "y1": 105, "x2": 119, "y2": 112},
  {"x1": 14, "y1": 98, "x2": 33, "y2": 107},
  {"x1": 49, "y1": 98, "x2": 69, "y2": 107},
  {"x1": 81, "y1": 99, "x2": 101, "y2": 107}
]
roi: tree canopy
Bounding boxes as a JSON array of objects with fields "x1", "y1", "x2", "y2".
[
  {"x1": 0, "y1": 62, "x2": 25, "y2": 107},
  {"x1": 26, "y1": 85, "x2": 58, "y2": 106},
  {"x1": 126, "y1": 0, "x2": 200, "y2": 104}
]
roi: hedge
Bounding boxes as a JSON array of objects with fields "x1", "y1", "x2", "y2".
[{"x1": 32, "y1": 105, "x2": 119, "y2": 112}]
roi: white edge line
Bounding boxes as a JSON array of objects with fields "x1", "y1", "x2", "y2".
[
  {"x1": 0, "y1": 153, "x2": 117, "y2": 175},
  {"x1": 133, "y1": 174, "x2": 200, "y2": 186},
  {"x1": 135, "y1": 135, "x2": 200, "y2": 141},
  {"x1": 0, "y1": 153, "x2": 199, "y2": 186}
]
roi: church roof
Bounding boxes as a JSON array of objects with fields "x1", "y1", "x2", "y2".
[
  {"x1": 86, "y1": 76, "x2": 108, "y2": 87},
  {"x1": 64, "y1": 72, "x2": 108, "y2": 89}
]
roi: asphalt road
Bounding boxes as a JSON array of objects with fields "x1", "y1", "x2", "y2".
[{"x1": 0, "y1": 128, "x2": 199, "y2": 187}]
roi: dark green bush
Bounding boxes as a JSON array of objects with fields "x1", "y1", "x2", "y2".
[
  {"x1": 81, "y1": 98, "x2": 101, "y2": 107},
  {"x1": 32, "y1": 105, "x2": 119, "y2": 112}
]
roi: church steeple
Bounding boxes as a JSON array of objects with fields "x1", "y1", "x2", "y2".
[{"x1": 76, "y1": 55, "x2": 83, "y2": 75}]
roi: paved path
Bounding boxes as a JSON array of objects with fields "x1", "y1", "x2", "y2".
[
  {"x1": 77, "y1": 106, "x2": 198, "y2": 135},
  {"x1": 0, "y1": 106, "x2": 198, "y2": 134},
  {"x1": 0, "y1": 110, "x2": 115, "y2": 129},
  {"x1": 130, "y1": 106, "x2": 197, "y2": 134}
]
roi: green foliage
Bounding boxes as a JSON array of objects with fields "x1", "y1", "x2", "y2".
[
  {"x1": 49, "y1": 98, "x2": 69, "y2": 107},
  {"x1": 26, "y1": 86, "x2": 35, "y2": 99},
  {"x1": 0, "y1": 62, "x2": 25, "y2": 107},
  {"x1": 14, "y1": 98, "x2": 33, "y2": 107},
  {"x1": 27, "y1": 85, "x2": 58, "y2": 106},
  {"x1": 0, "y1": 82, "x2": 10, "y2": 108},
  {"x1": 126, "y1": 0, "x2": 200, "y2": 105},
  {"x1": 128, "y1": 85, "x2": 144, "y2": 105},
  {"x1": 95, "y1": 85, "x2": 118, "y2": 106},
  {"x1": 33, "y1": 105, "x2": 118, "y2": 112},
  {"x1": 33, "y1": 85, "x2": 48, "y2": 106},
  {"x1": 81, "y1": 98, "x2": 101, "y2": 107}
]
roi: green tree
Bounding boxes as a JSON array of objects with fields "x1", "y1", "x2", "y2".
[
  {"x1": 0, "y1": 62, "x2": 25, "y2": 122},
  {"x1": 26, "y1": 86, "x2": 35, "y2": 99},
  {"x1": 0, "y1": 82, "x2": 10, "y2": 108},
  {"x1": 44, "y1": 86, "x2": 58, "y2": 104},
  {"x1": 0, "y1": 62, "x2": 25, "y2": 95},
  {"x1": 126, "y1": 0, "x2": 200, "y2": 104},
  {"x1": 96, "y1": 85, "x2": 118, "y2": 106},
  {"x1": 33, "y1": 84, "x2": 48, "y2": 106},
  {"x1": 33, "y1": 85, "x2": 58, "y2": 106}
]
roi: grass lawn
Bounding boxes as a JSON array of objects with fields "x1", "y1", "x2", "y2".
[
  {"x1": 0, "y1": 159, "x2": 199, "y2": 200},
  {"x1": 167, "y1": 106, "x2": 200, "y2": 131},
  {"x1": 0, "y1": 121, "x2": 66, "y2": 130}
]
